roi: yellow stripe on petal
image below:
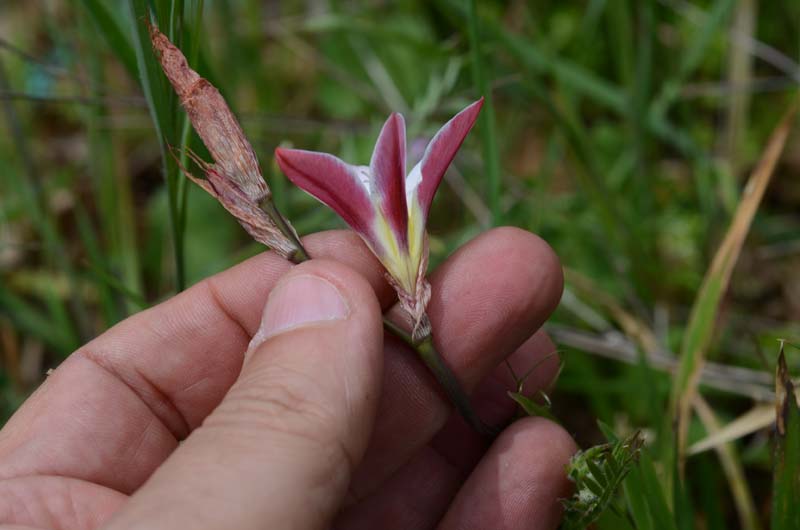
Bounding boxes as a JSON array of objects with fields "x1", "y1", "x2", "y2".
[
  {"x1": 373, "y1": 213, "x2": 416, "y2": 294},
  {"x1": 407, "y1": 198, "x2": 426, "y2": 279}
]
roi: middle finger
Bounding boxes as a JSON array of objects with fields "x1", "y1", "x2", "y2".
[{"x1": 348, "y1": 227, "x2": 563, "y2": 500}]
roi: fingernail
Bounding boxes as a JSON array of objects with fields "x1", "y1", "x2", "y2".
[{"x1": 248, "y1": 274, "x2": 350, "y2": 351}]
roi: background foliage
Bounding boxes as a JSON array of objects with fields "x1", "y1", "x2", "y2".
[{"x1": 2, "y1": 1, "x2": 800, "y2": 528}]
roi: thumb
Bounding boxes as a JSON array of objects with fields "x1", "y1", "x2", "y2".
[{"x1": 105, "y1": 260, "x2": 384, "y2": 530}]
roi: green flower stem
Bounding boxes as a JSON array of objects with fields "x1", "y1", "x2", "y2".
[
  {"x1": 415, "y1": 339, "x2": 497, "y2": 437},
  {"x1": 385, "y1": 319, "x2": 498, "y2": 438},
  {"x1": 266, "y1": 199, "x2": 495, "y2": 438}
]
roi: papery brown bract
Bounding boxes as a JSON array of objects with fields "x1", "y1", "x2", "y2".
[{"x1": 149, "y1": 24, "x2": 299, "y2": 259}]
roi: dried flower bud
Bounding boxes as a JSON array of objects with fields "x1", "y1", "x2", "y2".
[{"x1": 149, "y1": 24, "x2": 299, "y2": 259}]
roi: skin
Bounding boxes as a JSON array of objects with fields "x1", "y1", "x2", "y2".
[{"x1": 0, "y1": 227, "x2": 577, "y2": 530}]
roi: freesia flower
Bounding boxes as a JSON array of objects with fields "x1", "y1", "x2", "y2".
[{"x1": 275, "y1": 99, "x2": 483, "y2": 340}]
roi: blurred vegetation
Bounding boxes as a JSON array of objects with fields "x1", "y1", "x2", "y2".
[{"x1": 2, "y1": 0, "x2": 800, "y2": 528}]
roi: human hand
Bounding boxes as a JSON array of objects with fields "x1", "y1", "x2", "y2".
[{"x1": 0, "y1": 228, "x2": 576, "y2": 530}]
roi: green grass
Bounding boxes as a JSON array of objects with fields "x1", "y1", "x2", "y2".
[
  {"x1": 466, "y1": 0, "x2": 502, "y2": 225},
  {"x1": 2, "y1": 1, "x2": 800, "y2": 527},
  {"x1": 772, "y1": 345, "x2": 800, "y2": 530}
]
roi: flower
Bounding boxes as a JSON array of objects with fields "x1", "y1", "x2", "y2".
[
  {"x1": 149, "y1": 24, "x2": 301, "y2": 259},
  {"x1": 275, "y1": 99, "x2": 483, "y2": 339}
]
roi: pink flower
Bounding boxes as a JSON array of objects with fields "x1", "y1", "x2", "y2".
[{"x1": 275, "y1": 99, "x2": 483, "y2": 339}]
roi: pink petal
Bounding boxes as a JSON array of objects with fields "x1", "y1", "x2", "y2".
[
  {"x1": 411, "y1": 98, "x2": 483, "y2": 218},
  {"x1": 370, "y1": 113, "x2": 409, "y2": 249},
  {"x1": 275, "y1": 148, "x2": 375, "y2": 238}
]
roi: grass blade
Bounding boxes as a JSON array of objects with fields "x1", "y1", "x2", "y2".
[
  {"x1": 127, "y1": 0, "x2": 179, "y2": 286},
  {"x1": 487, "y1": 13, "x2": 625, "y2": 112},
  {"x1": 623, "y1": 465, "x2": 656, "y2": 530},
  {"x1": 635, "y1": 451, "x2": 680, "y2": 530},
  {"x1": 772, "y1": 345, "x2": 800, "y2": 530},
  {"x1": 79, "y1": 7, "x2": 143, "y2": 318},
  {"x1": 127, "y1": 0, "x2": 204, "y2": 291},
  {"x1": 720, "y1": 0, "x2": 757, "y2": 178},
  {"x1": 650, "y1": 0, "x2": 738, "y2": 120},
  {"x1": 466, "y1": 0, "x2": 502, "y2": 225},
  {"x1": 669, "y1": 102, "x2": 797, "y2": 466},
  {"x1": 693, "y1": 395, "x2": 762, "y2": 530},
  {"x1": 689, "y1": 404, "x2": 775, "y2": 456},
  {"x1": 0, "y1": 55, "x2": 87, "y2": 343},
  {"x1": 441, "y1": 0, "x2": 701, "y2": 159},
  {"x1": 80, "y1": 0, "x2": 139, "y2": 79}
]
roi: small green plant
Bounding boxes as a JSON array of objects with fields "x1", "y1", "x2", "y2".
[{"x1": 561, "y1": 427, "x2": 644, "y2": 529}]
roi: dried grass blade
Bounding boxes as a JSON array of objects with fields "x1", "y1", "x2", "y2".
[
  {"x1": 670, "y1": 102, "x2": 797, "y2": 466},
  {"x1": 692, "y1": 396, "x2": 762, "y2": 530},
  {"x1": 688, "y1": 403, "x2": 774, "y2": 456}
]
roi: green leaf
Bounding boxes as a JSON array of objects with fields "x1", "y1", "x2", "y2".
[{"x1": 508, "y1": 391, "x2": 558, "y2": 422}]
